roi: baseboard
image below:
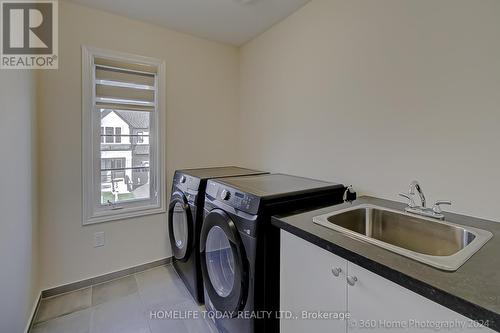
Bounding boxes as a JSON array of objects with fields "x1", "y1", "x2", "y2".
[
  {"x1": 25, "y1": 291, "x2": 41, "y2": 333},
  {"x1": 41, "y1": 257, "x2": 173, "y2": 299}
]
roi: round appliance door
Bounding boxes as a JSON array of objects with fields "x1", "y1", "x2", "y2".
[
  {"x1": 168, "y1": 192, "x2": 194, "y2": 261},
  {"x1": 200, "y1": 209, "x2": 248, "y2": 316}
]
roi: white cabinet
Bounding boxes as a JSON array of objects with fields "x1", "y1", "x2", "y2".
[
  {"x1": 280, "y1": 230, "x2": 348, "y2": 333},
  {"x1": 347, "y1": 262, "x2": 491, "y2": 332},
  {"x1": 280, "y1": 230, "x2": 493, "y2": 333}
]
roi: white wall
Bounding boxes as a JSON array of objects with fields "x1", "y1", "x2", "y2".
[
  {"x1": 35, "y1": 0, "x2": 500, "y2": 293},
  {"x1": 38, "y1": 1, "x2": 240, "y2": 289},
  {"x1": 239, "y1": 0, "x2": 500, "y2": 221},
  {"x1": 0, "y1": 71, "x2": 39, "y2": 332}
]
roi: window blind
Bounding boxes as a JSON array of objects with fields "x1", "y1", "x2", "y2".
[{"x1": 94, "y1": 57, "x2": 157, "y2": 111}]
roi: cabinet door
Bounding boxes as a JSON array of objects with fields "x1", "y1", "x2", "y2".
[
  {"x1": 347, "y1": 262, "x2": 493, "y2": 333},
  {"x1": 280, "y1": 231, "x2": 348, "y2": 333}
]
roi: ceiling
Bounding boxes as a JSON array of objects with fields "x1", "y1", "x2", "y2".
[{"x1": 67, "y1": 0, "x2": 311, "y2": 46}]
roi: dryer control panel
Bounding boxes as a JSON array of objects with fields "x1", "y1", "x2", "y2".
[
  {"x1": 173, "y1": 171, "x2": 201, "y2": 204},
  {"x1": 206, "y1": 181, "x2": 261, "y2": 215}
]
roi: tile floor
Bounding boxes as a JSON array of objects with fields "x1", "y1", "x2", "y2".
[{"x1": 31, "y1": 265, "x2": 218, "y2": 333}]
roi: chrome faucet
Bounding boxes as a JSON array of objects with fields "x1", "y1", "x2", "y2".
[
  {"x1": 409, "y1": 181, "x2": 426, "y2": 208},
  {"x1": 399, "y1": 181, "x2": 451, "y2": 220}
]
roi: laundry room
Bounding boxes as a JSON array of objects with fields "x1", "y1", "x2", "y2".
[{"x1": 1, "y1": 0, "x2": 499, "y2": 333}]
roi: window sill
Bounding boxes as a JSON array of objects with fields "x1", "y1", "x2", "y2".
[{"x1": 83, "y1": 205, "x2": 166, "y2": 225}]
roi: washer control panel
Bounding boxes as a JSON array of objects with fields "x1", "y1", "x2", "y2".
[{"x1": 206, "y1": 181, "x2": 260, "y2": 215}]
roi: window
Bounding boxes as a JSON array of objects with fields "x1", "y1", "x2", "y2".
[
  {"x1": 105, "y1": 127, "x2": 114, "y2": 143},
  {"x1": 115, "y1": 127, "x2": 122, "y2": 143},
  {"x1": 82, "y1": 46, "x2": 166, "y2": 225},
  {"x1": 102, "y1": 127, "x2": 123, "y2": 144},
  {"x1": 101, "y1": 158, "x2": 126, "y2": 183},
  {"x1": 137, "y1": 131, "x2": 144, "y2": 144}
]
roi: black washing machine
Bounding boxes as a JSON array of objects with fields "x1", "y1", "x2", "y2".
[
  {"x1": 168, "y1": 167, "x2": 267, "y2": 304},
  {"x1": 200, "y1": 174, "x2": 351, "y2": 333}
]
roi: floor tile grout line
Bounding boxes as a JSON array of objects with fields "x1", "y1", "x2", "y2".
[
  {"x1": 139, "y1": 263, "x2": 194, "y2": 307},
  {"x1": 167, "y1": 265, "x2": 204, "y2": 310},
  {"x1": 31, "y1": 306, "x2": 94, "y2": 330},
  {"x1": 89, "y1": 283, "x2": 94, "y2": 333},
  {"x1": 34, "y1": 263, "x2": 191, "y2": 333},
  {"x1": 37, "y1": 272, "x2": 138, "y2": 326},
  {"x1": 88, "y1": 302, "x2": 95, "y2": 333},
  {"x1": 41, "y1": 262, "x2": 173, "y2": 302},
  {"x1": 168, "y1": 263, "x2": 196, "y2": 298},
  {"x1": 41, "y1": 258, "x2": 173, "y2": 300},
  {"x1": 134, "y1": 272, "x2": 154, "y2": 333},
  {"x1": 90, "y1": 274, "x2": 149, "y2": 333},
  {"x1": 89, "y1": 284, "x2": 93, "y2": 307},
  {"x1": 33, "y1": 287, "x2": 93, "y2": 325},
  {"x1": 138, "y1": 264, "x2": 206, "y2": 320},
  {"x1": 167, "y1": 265, "x2": 218, "y2": 332},
  {"x1": 89, "y1": 284, "x2": 94, "y2": 333}
]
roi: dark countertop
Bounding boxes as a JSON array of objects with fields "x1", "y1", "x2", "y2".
[
  {"x1": 272, "y1": 196, "x2": 500, "y2": 332},
  {"x1": 213, "y1": 173, "x2": 344, "y2": 199}
]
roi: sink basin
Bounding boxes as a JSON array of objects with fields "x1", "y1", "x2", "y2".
[{"x1": 313, "y1": 204, "x2": 493, "y2": 271}]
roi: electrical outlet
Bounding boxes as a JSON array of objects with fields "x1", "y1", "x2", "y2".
[{"x1": 94, "y1": 232, "x2": 105, "y2": 247}]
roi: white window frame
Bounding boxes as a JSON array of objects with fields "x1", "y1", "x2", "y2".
[{"x1": 82, "y1": 45, "x2": 166, "y2": 225}]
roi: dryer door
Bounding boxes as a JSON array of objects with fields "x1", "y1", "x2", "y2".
[
  {"x1": 200, "y1": 209, "x2": 249, "y2": 316},
  {"x1": 168, "y1": 192, "x2": 194, "y2": 261}
]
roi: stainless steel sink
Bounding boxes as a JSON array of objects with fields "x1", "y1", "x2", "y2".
[{"x1": 313, "y1": 205, "x2": 493, "y2": 271}]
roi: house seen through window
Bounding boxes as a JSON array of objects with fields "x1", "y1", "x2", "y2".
[{"x1": 99, "y1": 109, "x2": 151, "y2": 204}]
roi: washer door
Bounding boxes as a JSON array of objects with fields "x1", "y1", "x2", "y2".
[
  {"x1": 200, "y1": 209, "x2": 248, "y2": 316},
  {"x1": 168, "y1": 192, "x2": 194, "y2": 261}
]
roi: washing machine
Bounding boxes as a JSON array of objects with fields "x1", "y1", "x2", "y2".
[
  {"x1": 200, "y1": 174, "x2": 352, "y2": 333},
  {"x1": 168, "y1": 167, "x2": 267, "y2": 304}
]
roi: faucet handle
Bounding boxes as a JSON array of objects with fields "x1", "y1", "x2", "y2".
[
  {"x1": 399, "y1": 193, "x2": 416, "y2": 208},
  {"x1": 433, "y1": 200, "x2": 452, "y2": 214},
  {"x1": 343, "y1": 185, "x2": 357, "y2": 203}
]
